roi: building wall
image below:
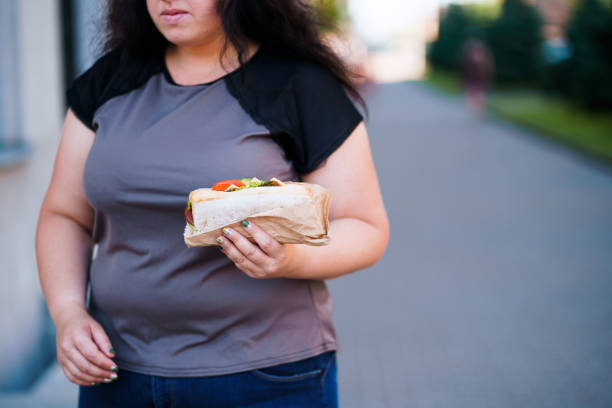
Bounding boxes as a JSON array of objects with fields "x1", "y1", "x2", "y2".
[
  {"x1": 0, "y1": 0, "x2": 64, "y2": 391},
  {"x1": 73, "y1": 0, "x2": 103, "y2": 74},
  {"x1": 0, "y1": 2, "x2": 23, "y2": 147}
]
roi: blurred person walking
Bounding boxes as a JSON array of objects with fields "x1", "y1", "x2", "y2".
[
  {"x1": 34, "y1": 0, "x2": 389, "y2": 407},
  {"x1": 462, "y1": 38, "x2": 494, "y2": 118}
]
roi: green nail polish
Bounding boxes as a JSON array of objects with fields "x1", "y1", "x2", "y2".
[
  {"x1": 241, "y1": 220, "x2": 250, "y2": 228},
  {"x1": 217, "y1": 245, "x2": 223, "y2": 250},
  {"x1": 216, "y1": 237, "x2": 224, "y2": 245},
  {"x1": 222, "y1": 227, "x2": 231, "y2": 236},
  {"x1": 108, "y1": 348, "x2": 115, "y2": 355},
  {"x1": 110, "y1": 366, "x2": 118, "y2": 372}
]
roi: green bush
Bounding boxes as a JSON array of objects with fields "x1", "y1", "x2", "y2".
[
  {"x1": 428, "y1": 0, "x2": 540, "y2": 82},
  {"x1": 427, "y1": 0, "x2": 612, "y2": 111},
  {"x1": 563, "y1": 0, "x2": 612, "y2": 109},
  {"x1": 487, "y1": 0, "x2": 543, "y2": 82},
  {"x1": 315, "y1": 0, "x2": 346, "y2": 32},
  {"x1": 428, "y1": 5, "x2": 471, "y2": 71}
]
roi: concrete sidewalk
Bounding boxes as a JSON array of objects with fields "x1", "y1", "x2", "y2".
[
  {"x1": 327, "y1": 82, "x2": 612, "y2": 407},
  {"x1": 0, "y1": 363, "x2": 77, "y2": 408}
]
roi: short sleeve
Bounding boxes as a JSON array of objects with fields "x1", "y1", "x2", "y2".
[
  {"x1": 289, "y1": 64, "x2": 364, "y2": 174},
  {"x1": 65, "y1": 50, "x2": 123, "y2": 131}
]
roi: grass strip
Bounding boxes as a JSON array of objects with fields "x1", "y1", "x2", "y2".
[
  {"x1": 488, "y1": 92, "x2": 612, "y2": 163},
  {"x1": 423, "y1": 68, "x2": 463, "y2": 95}
]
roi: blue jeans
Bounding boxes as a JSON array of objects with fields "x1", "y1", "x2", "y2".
[{"x1": 78, "y1": 351, "x2": 337, "y2": 408}]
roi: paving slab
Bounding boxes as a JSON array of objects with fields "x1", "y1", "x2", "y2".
[{"x1": 328, "y1": 82, "x2": 612, "y2": 408}]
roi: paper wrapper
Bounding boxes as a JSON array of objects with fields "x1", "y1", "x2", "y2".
[{"x1": 183, "y1": 182, "x2": 331, "y2": 247}]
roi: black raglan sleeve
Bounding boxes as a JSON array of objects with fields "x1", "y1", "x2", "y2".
[
  {"x1": 65, "y1": 50, "x2": 123, "y2": 131},
  {"x1": 288, "y1": 63, "x2": 364, "y2": 174}
]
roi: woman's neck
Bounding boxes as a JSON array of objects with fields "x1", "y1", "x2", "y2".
[
  {"x1": 169, "y1": 33, "x2": 228, "y2": 65},
  {"x1": 165, "y1": 37, "x2": 259, "y2": 86}
]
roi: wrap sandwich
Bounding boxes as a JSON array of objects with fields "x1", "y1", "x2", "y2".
[{"x1": 183, "y1": 177, "x2": 330, "y2": 247}]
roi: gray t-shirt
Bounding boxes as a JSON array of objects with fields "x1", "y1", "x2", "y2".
[{"x1": 66, "y1": 46, "x2": 363, "y2": 377}]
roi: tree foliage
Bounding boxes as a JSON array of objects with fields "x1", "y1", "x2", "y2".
[
  {"x1": 428, "y1": 5, "x2": 472, "y2": 71},
  {"x1": 314, "y1": 0, "x2": 346, "y2": 32},
  {"x1": 562, "y1": 0, "x2": 612, "y2": 109},
  {"x1": 427, "y1": 0, "x2": 612, "y2": 110},
  {"x1": 487, "y1": 0, "x2": 543, "y2": 82}
]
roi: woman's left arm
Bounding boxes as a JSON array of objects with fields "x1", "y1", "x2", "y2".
[{"x1": 218, "y1": 121, "x2": 390, "y2": 280}]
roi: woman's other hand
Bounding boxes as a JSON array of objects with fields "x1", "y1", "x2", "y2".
[
  {"x1": 55, "y1": 308, "x2": 118, "y2": 386},
  {"x1": 216, "y1": 220, "x2": 297, "y2": 279},
  {"x1": 36, "y1": 109, "x2": 117, "y2": 386}
]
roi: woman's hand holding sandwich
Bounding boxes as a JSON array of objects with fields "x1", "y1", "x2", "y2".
[
  {"x1": 216, "y1": 122, "x2": 390, "y2": 280},
  {"x1": 216, "y1": 221, "x2": 296, "y2": 279}
]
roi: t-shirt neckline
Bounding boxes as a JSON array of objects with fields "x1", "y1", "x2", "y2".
[{"x1": 162, "y1": 45, "x2": 263, "y2": 87}]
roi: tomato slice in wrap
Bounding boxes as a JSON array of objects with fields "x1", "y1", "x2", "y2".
[
  {"x1": 211, "y1": 180, "x2": 246, "y2": 191},
  {"x1": 184, "y1": 201, "x2": 194, "y2": 226}
]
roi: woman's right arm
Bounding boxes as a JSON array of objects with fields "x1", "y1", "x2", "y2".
[{"x1": 35, "y1": 109, "x2": 117, "y2": 386}]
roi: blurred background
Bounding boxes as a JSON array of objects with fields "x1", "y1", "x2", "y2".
[{"x1": 1, "y1": 0, "x2": 611, "y2": 407}]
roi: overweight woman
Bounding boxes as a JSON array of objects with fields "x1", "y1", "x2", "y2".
[{"x1": 35, "y1": 1, "x2": 389, "y2": 407}]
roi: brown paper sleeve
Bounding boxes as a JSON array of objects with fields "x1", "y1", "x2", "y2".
[{"x1": 183, "y1": 182, "x2": 330, "y2": 247}]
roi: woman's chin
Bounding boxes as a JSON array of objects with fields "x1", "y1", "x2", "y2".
[{"x1": 163, "y1": 32, "x2": 213, "y2": 48}]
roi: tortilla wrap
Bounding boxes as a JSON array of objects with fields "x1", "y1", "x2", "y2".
[{"x1": 183, "y1": 182, "x2": 330, "y2": 247}]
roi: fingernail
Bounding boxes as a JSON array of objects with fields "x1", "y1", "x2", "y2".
[
  {"x1": 241, "y1": 220, "x2": 250, "y2": 228},
  {"x1": 92, "y1": 381, "x2": 99, "y2": 386},
  {"x1": 110, "y1": 365, "x2": 118, "y2": 372},
  {"x1": 103, "y1": 378, "x2": 112, "y2": 383},
  {"x1": 108, "y1": 348, "x2": 115, "y2": 355},
  {"x1": 216, "y1": 237, "x2": 224, "y2": 245},
  {"x1": 217, "y1": 245, "x2": 223, "y2": 250},
  {"x1": 110, "y1": 373, "x2": 118, "y2": 380},
  {"x1": 222, "y1": 227, "x2": 231, "y2": 237}
]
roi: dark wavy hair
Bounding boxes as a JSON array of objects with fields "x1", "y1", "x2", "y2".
[{"x1": 104, "y1": 0, "x2": 367, "y2": 115}]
